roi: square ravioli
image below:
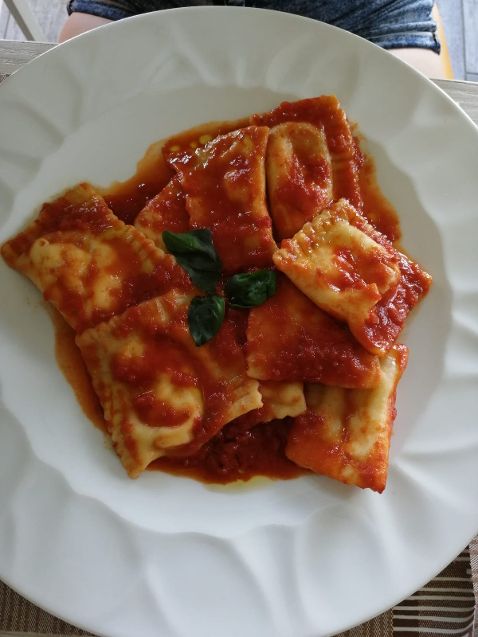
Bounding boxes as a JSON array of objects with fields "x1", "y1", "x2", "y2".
[
  {"x1": 266, "y1": 122, "x2": 333, "y2": 240},
  {"x1": 273, "y1": 199, "x2": 431, "y2": 354},
  {"x1": 1, "y1": 183, "x2": 192, "y2": 333},
  {"x1": 77, "y1": 290, "x2": 262, "y2": 477},
  {"x1": 251, "y1": 95, "x2": 362, "y2": 210},
  {"x1": 246, "y1": 275, "x2": 381, "y2": 389},
  {"x1": 167, "y1": 126, "x2": 277, "y2": 273},
  {"x1": 258, "y1": 381, "x2": 306, "y2": 421},
  {"x1": 286, "y1": 345, "x2": 408, "y2": 492},
  {"x1": 0, "y1": 95, "x2": 433, "y2": 490},
  {"x1": 273, "y1": 198, "x2": 400, "y2": 334},
  {"x1": 232, "y1": 381, "x2": 307, "y2": 430},
  {"x1": 134, "y1": 177, "x2": 190, "y2": 250}
]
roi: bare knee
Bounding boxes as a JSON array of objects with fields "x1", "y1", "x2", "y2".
[{"x1": 58, "y1": 12, "x2": 112, "y2": 42}]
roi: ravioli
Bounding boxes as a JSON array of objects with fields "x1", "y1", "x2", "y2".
[
  {"x1": 2, "y1": 183, "x2": 192, "y2": 333},
  {"x1": 77, "y1": 290, "x2": 262, "y2": 477},
  {"x1": 286, "y1": 345, "x2": 408, "y2": 492},
  {"x1": 162, "y1": 118, "x2": 249, "y2": 163},
  {"x1": 252, "y1": 95, "x2": 362, "y2": 210},
  {"x1": 1, "y1": 96, "x2": 431, "y2": 488},
  {"x1": 167, "y1": 126, "x2": 277, "y2": 273},
  {"x1": 246, "y1": 275, "x2": 381, "y2": 388},
  {"x1": 359, "y1": 249, "x2": 432, "y2": 355},
  {"x1": 258, "y1": 381, "x2": 306, "y2": 420},
  {"x1": 273, "y1": 199, "x2": 400, "y2": 341},
  {"x1": 232, "y1": 380, "x2": 307, "y2": 430},
  {"x1": 134, "y1": 177, "x2": 189, "y2": 250},
  {"x1": 274, "y1": 199, "x2": 431, "y2": 354},
  {"x1": 266, "y1": 122, "x2": 333, "y2": 240}
]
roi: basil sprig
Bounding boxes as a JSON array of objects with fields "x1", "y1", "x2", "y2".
[
  {"x1": 225, "y1": 269, "x2": 277, "y2": 308},
  {"x1": 164, "y1": 229, "x2": 277, "y2": 346},
  {"x1": 163, "y1": 229, "x2": 222, "y2": 294},
  {"x1": 188, "y1": 295, "x2": 225, "y2": 347}
]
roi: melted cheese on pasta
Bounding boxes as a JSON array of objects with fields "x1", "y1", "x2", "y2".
[{"x1": 286, "y1": 345, "x2": 408, "y2": 492}]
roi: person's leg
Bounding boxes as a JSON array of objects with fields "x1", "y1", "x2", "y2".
[
  {"x1": 389, "y1": 47, "x2": 446, "y2": 78},
  {"x1": 59, "y1": 2, "x2": 449, "y2": 79},
  {"x1": 388, "y1": 6, "x2": 450, "y2": 79},
  {"x1": 58, "y1": 1, "x2": 139, "y2": 42},
  {"x1": 59, "y1": 12, "x2": 112, "y2": 41}
]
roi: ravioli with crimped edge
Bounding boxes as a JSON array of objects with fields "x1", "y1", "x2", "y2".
[
  {"x1": 1, "y1": 95, "x2": 431, "y2": 491},
  {"x1": 266, "y1": 122, "x2": 333, "y2": 240},
  {"x1": 76, "y1": 289, "x2": 262, "y2": 477},
  {"x1": 286, "y1": 345, "x2": 408, "y2": 492},
  {"x1": 273, "y1": 199, "x2": 431, "y2": 354},
  {"x1": 2, "y1": 183, "x2": 193, "y2": 333}
]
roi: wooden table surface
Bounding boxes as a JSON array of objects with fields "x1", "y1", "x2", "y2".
[{"x1": 1, "y1": 39, "x2": 478, "y2": 127}]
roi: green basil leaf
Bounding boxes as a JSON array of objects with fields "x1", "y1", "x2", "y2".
[
  {"x1": 162, "y1": 229, "x2": 220, "y2": 270},
  {"x1": 188, "y1": 295, "x2": 226, "y2": 346},
  {"x1": 225, "y1": 269, "x2": 277, "y2": 308},
  {"x1": 180, "y1": 266, "x2": 221, "y2": 295},
  {"x1": 163, "y1": 229, "x2": 222, "y2": 293}
]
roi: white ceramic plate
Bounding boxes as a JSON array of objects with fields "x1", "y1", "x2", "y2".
[{"x1": 1, "y1": 8, "x2": 478, "y2": 637}]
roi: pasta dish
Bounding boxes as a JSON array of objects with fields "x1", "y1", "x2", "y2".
[{"x1": 1, "y1": 96, "x2": 431, "y2": 492}]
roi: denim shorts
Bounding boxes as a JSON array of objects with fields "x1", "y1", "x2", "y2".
[{"x1": 67, "y1": 0, "x2": 440, "y2": 53}]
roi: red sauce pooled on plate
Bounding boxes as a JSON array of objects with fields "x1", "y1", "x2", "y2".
[
  {"x1": 155, "y1": 418, "x2": 305, "y2": 484},
  {"x1": 51, "y1": 308, "x2": 108, "y2": 434},
  {"x1": 100, "y1": 141, "x2": 173, "y2": 224}
]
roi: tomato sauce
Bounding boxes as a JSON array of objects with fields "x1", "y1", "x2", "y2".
[
  {"x1": 246, "y1": 275, "x2": 381, "y2": 388},
  {"x1": 252, "y1": 96, "x2": 363, "y2": 210},
  {"x1": 135, "y1": 177, "x2": 190, "y2": 237},
  {"x1": 51, "y1": 106, "x2": 420, "y2": 485},
  {"x1": 167, "y1": 126, "x2": 276, "y2": 274},
  {"x1": 163, "y1": 117, "x2": 249, "y2": 162},
  {"x1": 41, "y1": 190, "x2": 115, "y2": 234},
  {"x1": 353, "y1": 136, "x2": 401, "y2": 241},
  {"x1": 99, "y1": 141, "x2": 173, "y2": 224},
  {"x1": 287, "y1": 408, "x2": 385, "y2": 491},
  {"x1": 2, "y1": 184, "x2": 114, "y2": 268},
  {"x1": 275, "y1": 156, "x2": 331, "y2": 213},
  {"x1": 155, "y1": 418, "x2": 305, "y2": 484},
  {"x1": 163, "y1": 313, "x2": 252, "y2": 455},
  {"x1": 39, "y1": 210, "x2": 192, "y2": 334},
  {"x1": 51, "y1": 307, "x2": 108, "y2": 434},
  {"x1": 358, "y1": 251, "x2": 432, "y2": 353}
]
